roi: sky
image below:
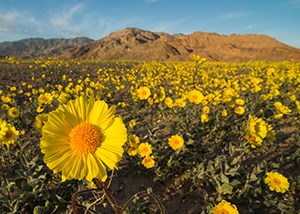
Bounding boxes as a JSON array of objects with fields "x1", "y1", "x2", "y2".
[{"x1": 1, "y1": 0, "x2": 300, "y2": 48}]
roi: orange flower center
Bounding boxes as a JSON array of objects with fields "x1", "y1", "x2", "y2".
[
  {"x1": 69, "y1": 123, "x2": 102, "y2": 155},
  {"x1": 272, "y1": 178, "x2": 281, "y2": 186},
  {"x1": 218, "y1": 208, "x2": 229, "y2": 214},
  {"x1": 192, "y1": 95, "x2": 198, "y2": 100},
  {"x1": 172, "y1": 139, "x2": 179, "y2": 145},
  {"x1": 5, "y1": 130, "x2": 13, "y2": 139}
]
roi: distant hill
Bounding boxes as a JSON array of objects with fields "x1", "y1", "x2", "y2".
[
  {"x1": 0, "y1": 37, "x2": 93, "y2": 58},
  {"x1": 2, "y1": 28, "x2": 300, "y2": 62},
  {"x1": 60, "y1": 28, "x2": 300, "y2": 62}
]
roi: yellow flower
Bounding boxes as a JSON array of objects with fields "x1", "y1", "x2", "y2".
[
  {"x1": 0, "y1": 119, "x2": 9, "y2": 138},
  {"x1": 203, "y1": 106, "x2": 210, "y2": 114},
  {"x1": 138, "y1": 142, "x2": 152, "y2": 157},
  {"x1": 279, "y1": 105, "x2": 292, "y2": 115},
  {"x1": 153, "y1": 87, "x2": 166, "y2": 103},
  {"x1": 147, "y1": 97, "x2": 154, "y2": 105},
  {"x1": 234, "y1": 106, "x2": 245, "y2": 115},
  {"x1": 137, "y1": 86, "x2": 151, "y2": 100},
  {"x1": 212, "y1": 200, "x2": 239, "y2": 214},
  {"x1": 127, "y1": 146, "x2": 138, "y2": 156},
  {"x1": 58, "y1": 92, "x2": 74, "y2": 104},
  {"x1": 128, "y1": 134, "x2": 140, "y2": 146},
  {"x1": 129, "y1": 119, "x2": 136, "y2": 128},
  {"x1": 40, "y1": 96, "x2": 127, "y2": 182},
  {"x1": 2, "y1": 104, "x2": 9, "y2": 110},
  {"x1": 188, "y1": 89, "x2": 204, "y2": 104},
  {"x1": 164, "y1": 97, "x2": 174, "y2": 108},
  {"x1": 168, "y1": 135, "x2": 184, "y2": 150},
  {"x1": 235, "y1": 98, "x2": 245, "y2": 105},
  {"x1": 296, "y1": 101, "x2": 300, "y2": 114},
  {"x1": 264, "y1": 172, "x2": 289, "y2": 193},
  {"x1": 142, "y1": 155, "x2": 155, "y2": 169},
  {"x1": 1, "y1": 123, "x2": 19, "y2": 147},
  {"x1": 1, "y1": 95, "x2": 12, "y2": 103},
  {"x1": 245, "y1": 115, "x2": 274, "y2": 148},
  {"x1": 201, "y1": 113, "x2": 209, "y2": 123},
  {"x1": 38, "y1": 92, "x2": 53, "y2": 105},
  {"x1": 8, "y1": 107, "x2": 20, "y2": 118},
  {"x1": 36, "y1": 106, "x2": 44, "y2": 113},
  {"x1": 34, "y1": 113, "x2": 48, "y2": 133},
  {"x1": 175, "y1": 98, "x2": 186, "y2": 108},
  {"x1": 222, "y1": 109, "x2": 228, "y2": 117},
  {"x1": 274, "y1": 113, "x2": 284, "y2": 119},
  {"x1": 127, "y1": 134, "x2": 140, "y2": 156},
  {"x1": 274, "y1": 101, "x2": 283, "y2": 109}
]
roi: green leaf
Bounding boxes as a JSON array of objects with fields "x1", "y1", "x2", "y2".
[
  {"x1": 220, "y1": 174, "x2": 229, "y2": 183},
  {"x1": 33, "y1": 206, "x2": 46, "y2": 214},
  {"x1": 55, "y1": 194, "x2": 66, "y2": 203},
  {"x1": 0, "y1": 195, "x2": 10, "y2": 202},
  {"x1": 250, "y1": 173, "x2": 258, "y2": 182},
  {"x1": 15, "y1": 178, "x2": 32, "y2": 192},
  {"x1": 221, "y1": 183, "x2": 233, "y2": 195},
  {"x1": 230, "y1": 154, "x2": 243, "y2": 165},
  {"x1": 186, "y1": 138, "x2": 194, "y2": 145},
  {"x1": 231, "y1": 179, "x2": 241, "y2": 187}
]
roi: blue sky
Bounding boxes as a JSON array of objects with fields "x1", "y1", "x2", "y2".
[{"x1": 1, "y1": 0, "x2": 300, "y2": 48}]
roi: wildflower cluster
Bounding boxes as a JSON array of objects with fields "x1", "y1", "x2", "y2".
[{"x1": 0, "y1": 57, "x2": 299, "y2": 213}]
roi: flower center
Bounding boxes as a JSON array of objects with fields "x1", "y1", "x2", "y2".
[
  {"x1": 272, "y1": 178, "x2": 281, "y2": 186},
  {"x1": 5, "y1": 130, "x2": 13, "y2": 139},
  {"x1": 69, "y1": 123, "x2": 102, "y2": 155},
  {"x1": 173, "y1": 139, "x2": 179, "y2": 145},
  {"x1": 192, "y1": 95, "x2": 198, "y2": 100},
  {"x1": 219, "y1": 208, "x2": 229, "y2": 214}
]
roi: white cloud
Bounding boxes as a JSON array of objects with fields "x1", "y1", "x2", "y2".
[
  {"x1": 0, "y1": 10, "x2": 45, "y2": 41},
  {"x1": 94, "y1": 16, "x2": 143, "y2": 38},
  {"x1": 0, "y1": 11, "x2": 20, "y2": 33},
  {"x1": 246, "y1": 25, "x2": 254, "y2": 29},
  {"x1": 245, "y1": 22, "x2": 269, "y2": 30},
  {"x1": 149, "y1": 18, "x2": 189, "y2": 33},
  {"x1": 50, "y1": 3, "x2": 85, "y2": 36}
]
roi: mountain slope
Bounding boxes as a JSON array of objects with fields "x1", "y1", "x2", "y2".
[
  {"x1": 1, "y1": 28, "x2": 300, "y2": 62},
  {"x1": 60, "y1": 28, "x2": 300, "y2": 62},
  {"x1": 0, "y1": 37, "x2": 93, "y2": 58}
]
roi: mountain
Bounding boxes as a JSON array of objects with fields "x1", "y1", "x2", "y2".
[
  {"x1": 0, "y1": 37, "x2": 93, "y2": 58},
  {"x1": 59, "y1": 28, "x2": 300, "y2": 62},
  {"x1": 1, "y1": 28, "x2": 300, "y2": 62}
]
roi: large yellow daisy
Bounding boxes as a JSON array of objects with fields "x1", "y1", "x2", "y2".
[{"x1": 40, "y1": 96, "x2": 127, "y2": 182}]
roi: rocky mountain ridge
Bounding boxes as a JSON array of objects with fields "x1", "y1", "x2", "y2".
[
  {"x1": 1, "y1": 28, "x2": 300, "y2": 62},
  {"x1": 0, "y1": 37, "x2": 93, "y2": 58},
  {"x1": 60, "y1": 28, "x2": 300, "y2": 62}
]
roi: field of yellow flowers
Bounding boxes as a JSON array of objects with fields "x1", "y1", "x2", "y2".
[{"x1": 0, "y1": 56, "x2": 299, "y2": 213}]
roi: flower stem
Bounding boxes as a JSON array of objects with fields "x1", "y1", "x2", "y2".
[
  {"x1": 72, "y1": 188, "x2": 99, "y2": 214},
  {"x1": 93, "y1": 178, "x2": 121, "y2": 214},
  {"x1": 120, "y1": 189, "x2": 166, "y2": 213}
]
